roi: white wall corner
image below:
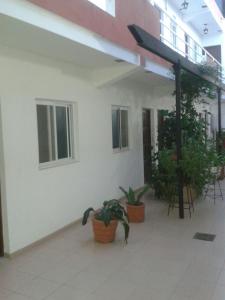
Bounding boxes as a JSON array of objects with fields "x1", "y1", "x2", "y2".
[
  {"x1": 144, "y1": 58, "x2": 174, "y2": 80},
  {"x1": 92, "y1": 64, "x2": 141, "y2": 88}
]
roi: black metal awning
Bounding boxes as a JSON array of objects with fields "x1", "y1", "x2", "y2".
[{"x1": 128, "y1": 24, "x2": 225, "y2": 90}]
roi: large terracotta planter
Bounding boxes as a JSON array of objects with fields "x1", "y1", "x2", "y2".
[
  {"x1": 126, "y1": 203, "x2": 145, "y2": 223},
  {"x1": 92, "y1": 218, "x2": 118, "y2": 243}
]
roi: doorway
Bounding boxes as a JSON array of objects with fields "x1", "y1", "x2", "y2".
[
  {"x1": 142, "y1": 109, "x2": 152, "y2": 183},
  {"x1": 158, "y1": 109, "x2": 168, "y2": 150}
]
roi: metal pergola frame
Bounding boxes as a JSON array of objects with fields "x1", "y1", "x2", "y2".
[{"x1": 128, "y1": 24, "x2": 224, "y2": 218}]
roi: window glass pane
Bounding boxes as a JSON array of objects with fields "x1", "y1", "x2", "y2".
[
  {"x1": 121, "y1": 109, "x2": 128, "y2": 148},
  {"x1": 50, "y1": 107, "x2": 56, "y2": 160},
  {"x1": 170, "y1": 20, "x2": 176, "y2": 48},
  {"x1": 56, "y1": 106, "x2": 68, "y2": 159},
  {"x1": 37, "y1": 105, "x2": 55, "y2": 163},
  {"x1": 160, "y1": 11, "x2": 164, "y2": 41},
  {"x1": 67, "y1": 106, "x2": 72, "y2": 158},
  {"x1": 112, "y1": 108, "x2": 120, "y2": 149},
  {"x1": 88, "y1": 0, "x2": 106, "y2": 10}
]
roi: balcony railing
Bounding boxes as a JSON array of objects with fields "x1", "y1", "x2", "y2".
[{"x1": 159, "y1": 8, "x2": 224, "y2": 82}]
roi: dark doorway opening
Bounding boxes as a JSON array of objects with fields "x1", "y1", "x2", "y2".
[
  {"x1": 142, "y1": 109, "x2": 152, "y2": 183},
  {"x1": 158, "y1": 109, "x2": 168, "y2": 150}
]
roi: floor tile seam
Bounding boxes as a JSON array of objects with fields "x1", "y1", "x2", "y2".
[
  {"x1": 63, "y1": 271, "x2": 119, "y2": 297},
  {"x1": 0, "y1": 273, "x2": 41, "y2": 294},
  {"x1": 37, "y1": 264, "x2": 87, "y2": 286},
  {"x1": 13, "y1": 276, "x2": 64, "y2": 299},
  {"x1": 40, "y1": 282, "x2": 71, "y2": 300}
]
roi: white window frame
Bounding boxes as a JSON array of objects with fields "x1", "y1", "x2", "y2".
[
  {"x1": 160, "y1": 10, "x2": 165, "y2": 42},
  {"x1": 112, "y1": 105, "x2": 129, "y2": 153},
  {"x1": 36, "y1": 99, "x2": 78, "y2": 169},
  {"x1": 170, "y1": 19, "x2": 177, "y2": 49}
]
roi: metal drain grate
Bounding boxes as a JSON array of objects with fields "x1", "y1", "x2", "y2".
[{"x1": 193, "y1": 232, "x2": 216, "y2": 242}]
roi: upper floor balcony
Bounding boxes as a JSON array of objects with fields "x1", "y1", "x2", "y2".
[{"x1": 158, "y1": 5, "x2": 225, "y2": 81}]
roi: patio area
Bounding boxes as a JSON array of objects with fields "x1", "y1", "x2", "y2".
[{"x1": 1, "y1": 184, "x2": 225, "y2": 300}]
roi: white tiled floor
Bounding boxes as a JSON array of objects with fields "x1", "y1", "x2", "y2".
[{"x1": 1, "y1": 183, "x2": 225, "y2": 300}]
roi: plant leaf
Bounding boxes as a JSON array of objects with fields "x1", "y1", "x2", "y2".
[
  {"x1": 128, "y1": 187, "x2": 136, "y2": 205},
  {"x1": 119, "y1": 186, "x2": 129, "y2": 199},
  {"x1": 121, "y1": 220, "x2": 130, "y2": 243},
  {"x1": 82, "y1": 208, "x2": 94, "y2": 225},
  {"x1": 137, "y1": 185, "x2": 150, "y2": 202},
  {"x1": 101, "y1": 207, "x2": 111, "y2": 226}
]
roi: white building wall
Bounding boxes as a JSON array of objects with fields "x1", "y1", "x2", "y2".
[{"x1": 0, "y1": 45, "x2": 174, "y2": 254}]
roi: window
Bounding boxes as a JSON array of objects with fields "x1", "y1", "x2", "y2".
[
  {"x1": 194, "y1": 42, "x2": 198, "y2": 63},
  {"x1": 170, "y1": 19, "x2": 177, "y2": 49},
  {"x1": 185, "y1": 33, "x2": 190, "y2": 58},
  {"x1": 36, "y1": 100, "x2": 74, "y2": 166},
  {"x1": 87, "y1": 0, "x2": 115, "y2": 16},
  {"x1": 159, "y1": 10, "x2": 165, "y2": 42},
  {"x1": 112, "y1": 106, "x2": 129, "y2": 151}
]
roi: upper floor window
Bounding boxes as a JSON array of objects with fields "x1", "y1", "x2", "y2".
[
  {"x1": 36, "y1": 100, "x2": 75, "y2": 167},
  {"x1": 194, "y1": 42, "x2": 199, "y2": 63},
  {"x1": 87, "y1": 0, "x2": 115, "y2": 16},
  {"x1": 112, "y1": 106, "x2": 129, "y2": 151},
  {"x1": 185, "y1": 33, "x2": 190, "y2": 58},
  {"x1": 159, "y1": 10, "x2": 165, "y2": 42},
  {"x1": 170, "y1": 19, "x2": 177, "y2": 49}
]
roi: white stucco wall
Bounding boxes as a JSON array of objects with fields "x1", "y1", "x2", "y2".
[{"x1": 0, "y1": 45, "x2": 174, "y2": 254}]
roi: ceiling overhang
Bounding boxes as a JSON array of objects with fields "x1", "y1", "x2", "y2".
[{"x1": 169, "y1": 0, "x2": 224, "y2": 36}]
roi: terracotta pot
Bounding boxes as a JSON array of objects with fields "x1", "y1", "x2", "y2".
[
  {"x1": 92, "y1": 218, "x2": 118, "y2": 243},
  {"x1": 126, "y1": 203, "x2": 145, "y2": 223}
]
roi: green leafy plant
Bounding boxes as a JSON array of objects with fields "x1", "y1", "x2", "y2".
[
  {"x1": 153, "y1": 64, "x2": 218, "y2": 202},
  {"x1": 82, "y1": 199, "x2": 129, "y2": 242},
  {"x1": 180, "y1": 140, "x2": 213, "y2": 194},
  {"x1": 119, "y1": 185, "x2": 150, "y2": 206},
  {"x1": 151, "y1": 149, "x2": 177, "y2": 201}
]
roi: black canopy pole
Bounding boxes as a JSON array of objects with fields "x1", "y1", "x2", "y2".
[
  {"x1": 173, "y1": 61, "x2": 184, "y2": 219},
  {"x1": 218, "y1": 87, "x2": 222, "y2": 153}
]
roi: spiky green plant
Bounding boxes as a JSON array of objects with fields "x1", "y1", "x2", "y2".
[
  {"x1": 82, "y1": 199, "x2": 129, "y2": 242},
  {"x1": 119, "y1": 185, "x2": 150, "y2": 206}
]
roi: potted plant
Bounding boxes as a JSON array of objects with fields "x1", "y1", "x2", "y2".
[
  {"x1": 119, "y1": 185, "x2": 150, "y2": 223},
  {"x1": 82, "y1": 199, "x2": 129, "y2": 243},
  {"x1": 151, "y1": 149, "x2": 177, "y2": 205}
]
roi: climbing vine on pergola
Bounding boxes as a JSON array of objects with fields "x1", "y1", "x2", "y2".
[{"x1": 128, "y1": 24, "x2": 224, "y2": 218}]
